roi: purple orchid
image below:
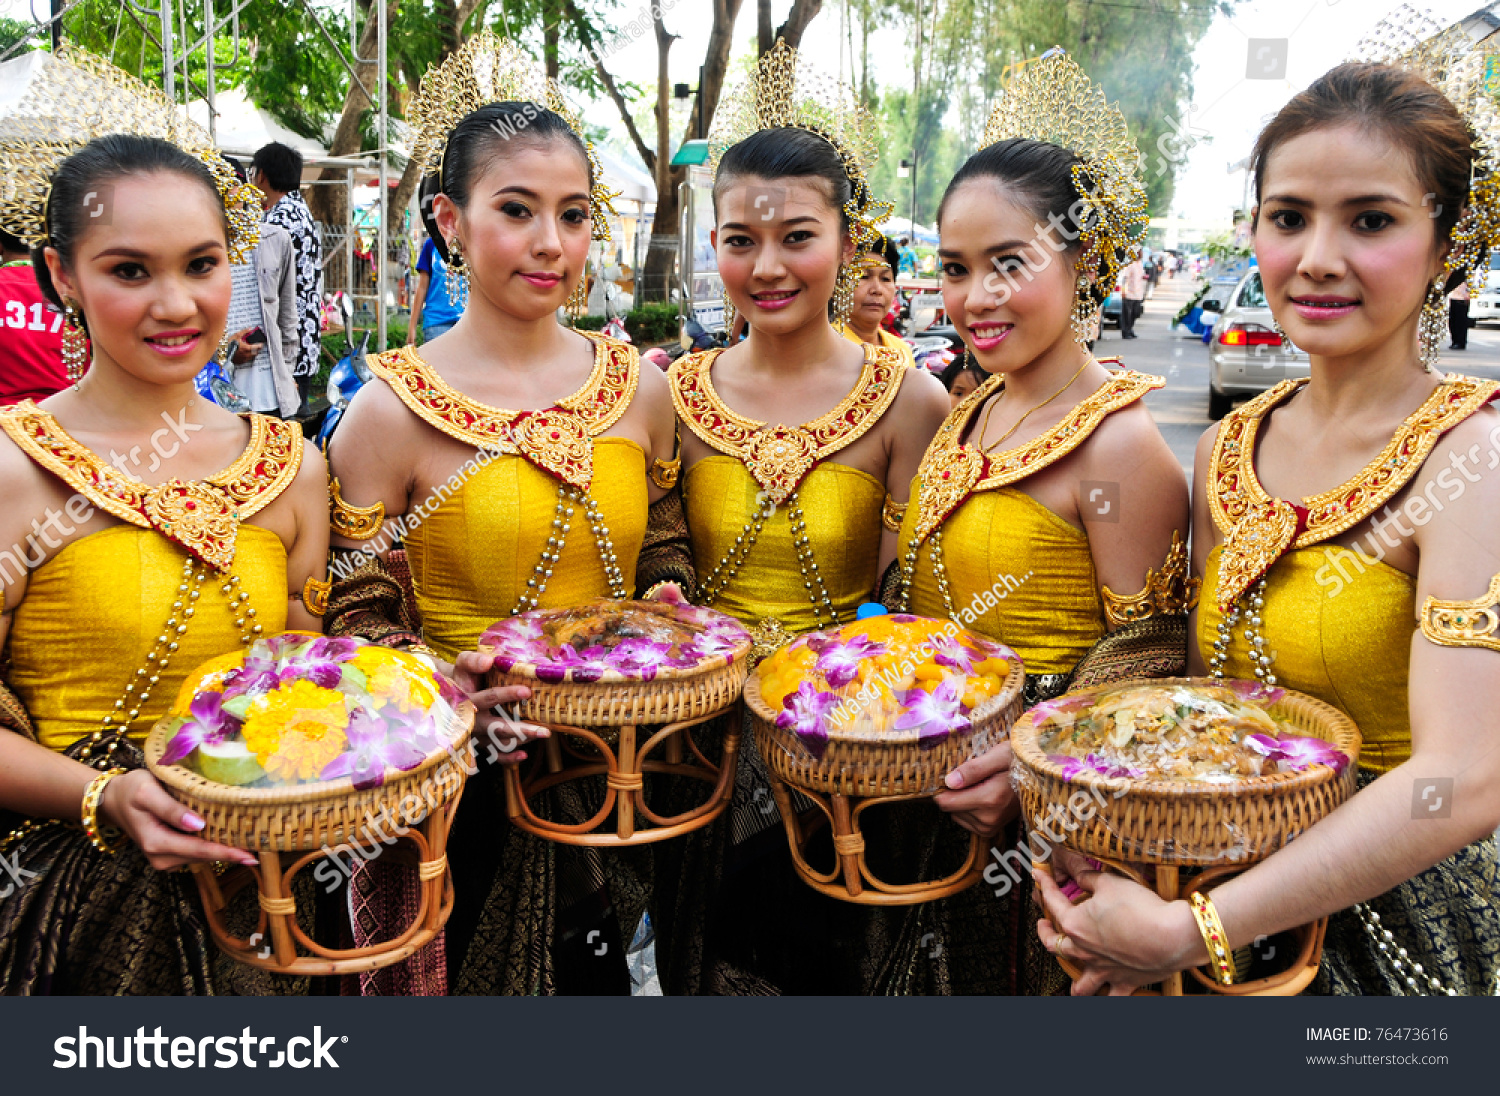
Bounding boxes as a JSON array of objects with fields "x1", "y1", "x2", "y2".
[
  {"x1": 811, "y1": 633, "x2": 887, "y2": 688},
  {"x1": 1243, "y1": 733, "x2": 1348, "y2": 774},
  {"x1": 894, "y1": 679, "x2": 971, "y2": 747},
  {"x1": 161, "y1": 692, "x2": 234, "y2": 764},
  {"x1": 320, "y1": 709, "x2": 428, "y2": 790},
  {"x1": 677, "y1": 631, "x2": 744, "y2": 663},
  {"x1": 775, "y1": 681, "x2": 842, "y2": 757},
  {"x1": 929, "y1": 633, "x2": 979, "y2": 674},
  {"x1": 1229, "y1": 680, "x2": 1287, "y2": 706},
  {"x1": 307, "y1": 636, "x2": 360, "y2": 663},
  {"x1": 1048, "y1": 753, "x2": 1142, "y2": 782},
  {"x1": 608, "y1": 637, "x2": 674, "y2": 681},
  {"x1": 534, "y1": 645, "x2": 592, "y2": 684}
]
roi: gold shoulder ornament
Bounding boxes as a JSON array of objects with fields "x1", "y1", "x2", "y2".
[
  {"x1": 330, "y1": 476, "x2": 386, "y2": 541},
  {"x1": 1420, "y1": 573, "x2": 1500, "y2": 652},
  {"x1": 1100, "y1": 530, "x2": 1199, "y2": 630},
  {"x1": 650, "y1": 426, "x2": 682, "y2": 491},
  {"x1": 300, "y1": 575, "x2": 332, "y2": 617},
  {"x1": 882, "y1": 494, "x2": 908, "y2": 534}
]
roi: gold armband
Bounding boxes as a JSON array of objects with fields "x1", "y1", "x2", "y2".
[
  {"x1": 649, "y1": 427, "x2": 682, "y2": 490},
  {"x1": 330, "y1": 476, "x2": 385, "y2": 540},
  {"x1": 1189, "y1": 890, "x2": 1234, "y2": 986},
  {"x1": 1100, "y1": 530, "x2": 1200, "y2": 629},
  {"x1": 1419, "y1": 573, "x2": 1500, "y2": 652},
  {"x1": 300, "y1": 575, "x2": 332, "y2": 616},
  {"x1": 882, "y1": 494, "x2": 908, "y2": 534}
]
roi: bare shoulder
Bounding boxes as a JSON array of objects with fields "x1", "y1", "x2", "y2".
[
  {"x1": 1413, "y1": 402, "x2": 1500, "y2": 525},
  {"x1": 0, "y1": 426, "x2": 49, "y2": 513},
  {"x1": 1083, "y1": 398, "x2": 1178, "y2": 474},
  {"x1": 329, "y1": 374, "x2": 417, "y2": 469},
  {"x1": 632, "y1": 353, "x2": 675, "y2": 420},
  {"x1": 894, "y1": 363, "x2": 949, "y2": 411}
]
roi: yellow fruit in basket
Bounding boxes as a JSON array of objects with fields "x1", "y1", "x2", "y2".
[{"x1": 169, "y1": 649, "x2": 246, "y2": 716}]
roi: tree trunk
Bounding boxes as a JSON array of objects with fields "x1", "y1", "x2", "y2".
[
  {"x1": 543, "y1": 0, "x2": 561, "y2": 80},
  {"x1": 632, "y1": 0, "x2": 749, "y2": 304},
  {"x1": 774, "y1": 0, "x2": 824, "y2": 48},
  {"x1": 758, "y1": 0, "x2": 773, "y2": 56},
  {"x1": 309, "y1": 0, "x2": 395, "y2": 294}
]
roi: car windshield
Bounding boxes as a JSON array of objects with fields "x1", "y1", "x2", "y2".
[{"x1": 1238, "y1": 273, "x2": 1267, "y2": 308}]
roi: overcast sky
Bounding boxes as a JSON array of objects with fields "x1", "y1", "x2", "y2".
[{"x1": 582, "y1": 0, "x2": 1489, "y2": 226}]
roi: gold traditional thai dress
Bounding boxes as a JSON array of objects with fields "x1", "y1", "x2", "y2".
[
  {"x1": 655, "y1": 342, "x2": 913, "y2": 994},
  {"x1": 0, "y1": 403, "x2": 303, "y2": 995},
  {"x1": 326, "y1": 331, "x2": 662, "y2": 996},
  {"x1": 881, "y1": 365, "x2": 1192, "y2": 994},
  {"x1": 1199, "y1": 375, "x2": 1500, "y2": 996},
  {"x1": 900, "y1": 366, "x2": 1189, "y2": 700}
]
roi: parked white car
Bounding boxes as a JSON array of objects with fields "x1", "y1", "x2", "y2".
[{"x1": 1207, "y1": 270, "x2": 1310, "y2": 420}]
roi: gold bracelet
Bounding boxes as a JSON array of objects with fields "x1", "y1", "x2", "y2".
[
  {"x1": 80, "y1": 767, "x2": 129, "y2": 855},
  {"x1": 882, "y1": 494, "x2": 908, "y2": 534},
  {"x1": 1189, "y1": 890, "x2": 1235, "y2": 985}
]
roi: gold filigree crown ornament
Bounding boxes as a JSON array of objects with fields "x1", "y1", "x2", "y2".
[
  {"x1": 709, "y1": 38, "x2": 894, "y2": 329},
  {"x1": 408, "y1": 31, "x2": 617, "y2": 248},
  {"x1": 1352, "y1": 6, "x2": 1500, "y2": 371},
  {"x1": 981, "y1": 49, "x2": 1148, "y2": 346},
  {"x1": 0, "y1": 45, "x2": 260, "y2": 262}
]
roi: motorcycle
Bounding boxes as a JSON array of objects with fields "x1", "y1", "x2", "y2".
[{"x1": 314, "y1": 294, "x2": 372, "y2": 451}]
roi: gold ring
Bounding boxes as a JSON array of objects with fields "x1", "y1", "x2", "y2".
[{"x1": 1053, "y1": 933, "x2": 1069, "y2": 954}]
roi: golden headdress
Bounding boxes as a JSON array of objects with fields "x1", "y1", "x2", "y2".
[
  {"x1": 981, "y1": 49, "x2": 1148, "y2": 332},
  {"x1": 1352, "y1": 6, "x2": 1500, "y2": 366},
  {"x1": 0, "y1": 45, "x2": 260, "y2": 262},
  {"x1": 407, "y1": 31, "x2": 616, "y2": 243},
  {"x1": 709, "y1": 38, "x2": 894, "y2": 326}
]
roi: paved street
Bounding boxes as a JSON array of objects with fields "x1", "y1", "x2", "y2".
[{"x1": 1096, "y1": 278, "x2": 1500, "y2": 476}]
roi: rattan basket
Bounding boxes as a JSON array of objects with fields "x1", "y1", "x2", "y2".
[
  {"x1": 492, "y1": 655, "x2": 749, "y2": 728},
  {"x1": 145, "y1": 700, "x2": 477, "y2": 852},
  {"x1": 1011, "y1": 677, "x2": 1360, "y2": 867},
  {"x1": 744, "y1": 656, "x2": 1026, "y2": 797}
]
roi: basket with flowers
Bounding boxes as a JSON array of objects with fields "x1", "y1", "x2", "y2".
[
  {"x1": 480, "y1": 599, "x2": 754, "y2": 846},
  {"x1": 742, "y1": 612, "x2": 1026, "y2": 904},
  {"x1": 144, "y1": 633, "x2": 477, "y2": 975}
]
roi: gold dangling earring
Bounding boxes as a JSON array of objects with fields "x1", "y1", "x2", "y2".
[
  {"x1": 829, "y1": 259, "x2": 860, "y2": 329},
  {"x1": 1070, "y1": 274, "x2": 1098, "y2": 349},
  {"x1": 61, "y1": 299, "x2": 89, "y2": 385},
  {"x1": 721, "y1": 286, "x2": 737, "y2": 338},
  {"x1": 445, "y1": 240, "x2": 470, "y2": 311},
  {"x1": 1418, "y1": 274, "x2": 1447, "y2": 374},
  {"x1": 565, "y1": 261, "x2": 589, "y2": 323}
]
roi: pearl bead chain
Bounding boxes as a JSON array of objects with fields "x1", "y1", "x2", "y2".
[
  {"x1": 1207, "y1": 578, "x2": 1275, "y2": 684},
  {"x1": 698, "y1": 490, "x2": 842, "y2": 627},
  {"x1": 1355, "y1": 904, "x2": 1459, "y2": 995},
  {"x1": 95, "y1": 554, "x2": 260, "y2": 741},
  {"x1": 697, "y1": 493, "x2": 776, "y2": 608},
  {"x1": 511, "y1": 483, "x2": 627, "y2": 616}
]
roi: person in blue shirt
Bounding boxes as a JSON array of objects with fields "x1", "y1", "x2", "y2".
[{"x1": 406, "y1": 236, "x2": 464, "y2": 344}]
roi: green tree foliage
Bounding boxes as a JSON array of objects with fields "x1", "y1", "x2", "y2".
[{"x1": 850, "y1": 0, "x2": 1229, "y2": 224}]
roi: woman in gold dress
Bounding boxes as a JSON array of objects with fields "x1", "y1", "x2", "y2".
[
  {"x1": 875, "y1": 54, "x2": 1191, "y2": 993},
  {"x1": 654, "y1": 42, "x2": 950, "y2": 994},
  {"x1": 1036, "y1": 61, "x2": 1500, "y2": 996},
  {"x1": 324, "y1": 35, "x2": 682, "y2": 995},
  {"x1": 0, "y1": 51, "x2": 330, "y2": 994}
]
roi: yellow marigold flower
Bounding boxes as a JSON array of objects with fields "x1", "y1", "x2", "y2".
[{"x1": 242, "y1": 679, "x2": 350, "y2": 783}]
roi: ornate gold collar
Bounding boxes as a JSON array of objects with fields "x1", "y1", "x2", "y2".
[
  {"x1": 908, "y1": 365, "x2": 1163, "y2": 546},
  {"x1": 367, "y1": 330, "x2": 638, "y2": 491},
  {"x1": 0, "y1": 404, "x2": 302, "y2": 571},
  {"x1": 669, "y1": 341, "x2": 907, "y2": 504},
  {"x1": 1207, "y1": 375, "x2": 1500, "y2": 609}
]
